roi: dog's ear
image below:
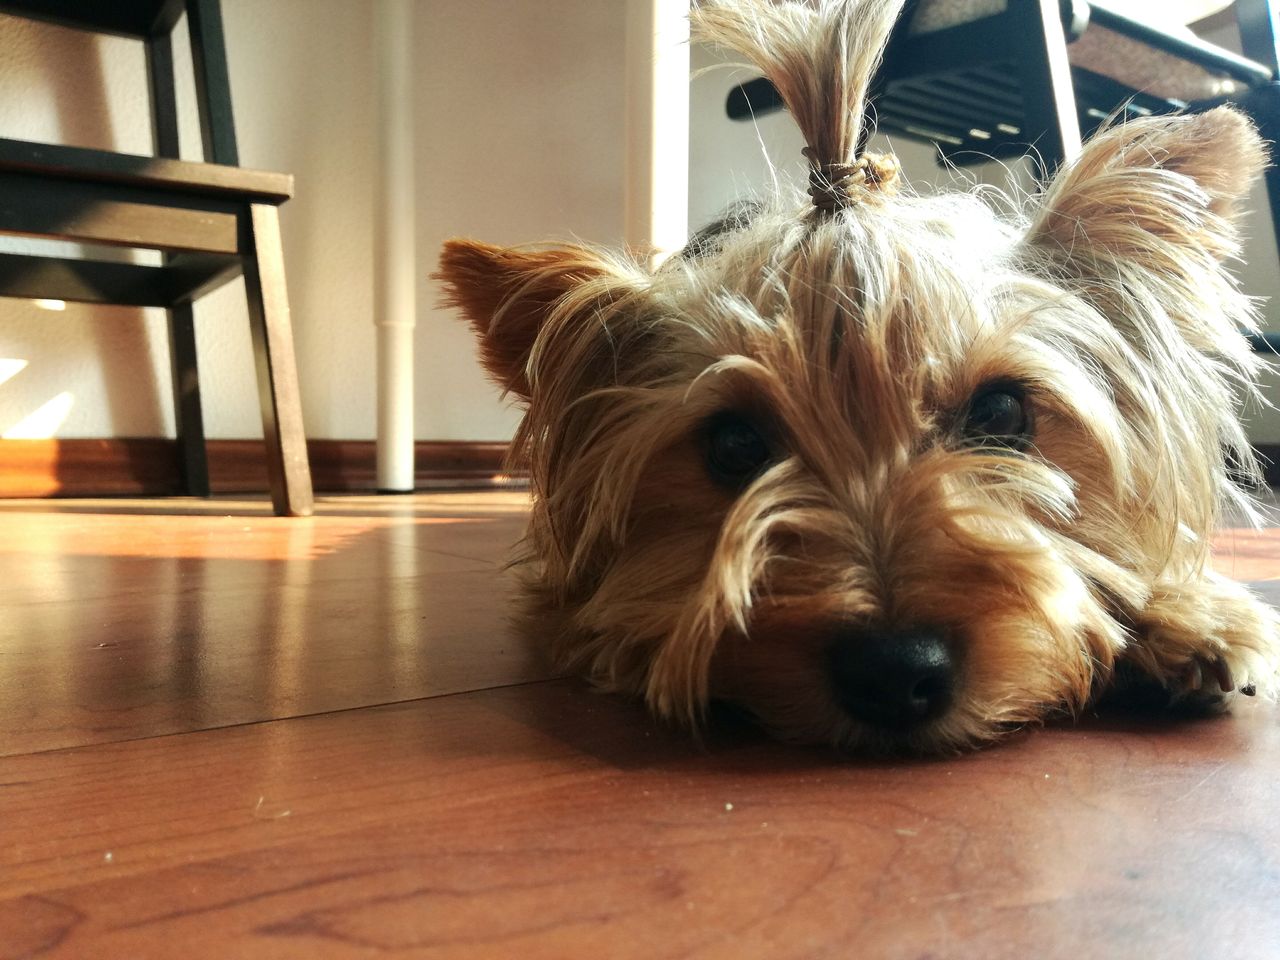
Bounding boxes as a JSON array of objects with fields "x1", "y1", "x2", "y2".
[
  {"x1": 436, "y1": 239, "x2": 639, "y2": 399},
  {"x1": 1028, "y1": 106, "x2": 1267, "y2": 264}
]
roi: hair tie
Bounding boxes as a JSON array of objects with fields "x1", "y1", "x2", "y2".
[{"x1": 803, "y1": 147, "x2": 900, "y2": 212}]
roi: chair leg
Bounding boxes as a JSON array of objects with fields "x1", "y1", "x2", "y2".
[
  {"x1": 149, "y1": 31, "x2": 213, "y2": 498},
  {"x1": 1236, "y1": 0, "x2": 1279, "y2": 79},
  {"x1": 185, "y1": 0, "x2": 240, "y2": 166},
  {"x1": 167, "y1": 302, "x2": 211, "y2": 497},
  {"x1": 145, "y1": 32, "x2": 180, "y2": 158},
  {"x1": 240, "y1": 203, "x2": 313, "y2": 517},
  {"x1": 1242, "y1": 84, "x2": 1280, "y2": 269},
  {"x1": 1007, "y1": 0, "x2": 1082, "y2": 180}
]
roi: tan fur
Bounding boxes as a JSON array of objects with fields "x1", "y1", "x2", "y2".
[{"x1": 434, "y1": 0, "x2": 1280, "y2": 754}]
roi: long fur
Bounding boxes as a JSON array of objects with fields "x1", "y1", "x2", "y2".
[{"x1": 436, "y1": 0, "x2": 1280, "y2": 753}]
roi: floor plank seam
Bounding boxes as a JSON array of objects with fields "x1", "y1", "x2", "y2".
[{"x1": 3, "y1": 675, "x2": 573, "y2": 761}]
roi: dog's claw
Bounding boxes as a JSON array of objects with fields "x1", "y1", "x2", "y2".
[
  {"x1": 1209, "y1": 659, "x2": 1234, "y2": 694},
  {"x1": 1179, "y1": 659, "x2": 1203, "y2": 692},
  {"x1": 1176, "y1": 656, "x2": 1238, "y2": 696}
]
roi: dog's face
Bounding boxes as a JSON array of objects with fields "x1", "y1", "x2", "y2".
[{"x1": 437, "y1": 2, "x2": 1267, "y2": 753}]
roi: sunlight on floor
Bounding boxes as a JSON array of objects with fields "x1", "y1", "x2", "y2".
[{"x1": 0, "y1": 509, "x2": 497, "y2": 561}]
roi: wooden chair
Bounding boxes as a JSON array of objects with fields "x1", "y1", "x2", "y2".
[
  {"x1": 0, "y1": 0, "x2": 314, "y2": 517},
  {"x1": 727, "y1": 0, "x2": 1280, "y2": 253}
]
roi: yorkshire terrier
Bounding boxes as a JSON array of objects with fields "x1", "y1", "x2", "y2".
[{"x1": 437, "y1": 0, "x2": 1280, "y2": 753}]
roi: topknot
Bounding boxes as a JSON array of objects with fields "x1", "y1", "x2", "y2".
[{"x1": 692, "y1": 0, "x2": 907, "y2": 213}]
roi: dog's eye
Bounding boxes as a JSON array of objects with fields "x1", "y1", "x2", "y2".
[
  {"x1": 963, "y1": 387, "x2": 1029, "y2": 446},
  {"x1": 705, "y1": 413, "x2": 772, "y2": 485}
]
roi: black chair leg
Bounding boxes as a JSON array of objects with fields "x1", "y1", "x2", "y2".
[
  {"x1": 167, "y1": 303, "x2": 211, "y2": 497},
  {"x1": 1242, "y1": 84, "x2": 1280, "y2": 268},
  {"x1": 1237, "y1": 0, "x2": 1279, "y2": 80},
  {"x1": 147, "y1": 30, "x2": 211, "y2": 498},
  {"x1": 1008, "y1": 0, "x2": 1083, "y2": 180},
  {"x1": 186, "y1": 0, "x2": 239, "y2": 166}
]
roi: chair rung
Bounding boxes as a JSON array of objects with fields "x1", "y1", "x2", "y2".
[
  {"x1": 0, "y1": 172, "x2": 242, "y2": 254},
  {"x1": 0, "y1": 0, "x2": 184, "y2": 38},
  {"x1": 0, "y1": 137, "x2": 291, "y2": 203},
  {"x1": 0, "y1": 252, "x2": 241, "y2": 307},
  {"x1": 1088, "y1": 3, "x2": 1272, "y2": 86},
  {"x1": 726, "y1": 76, "x2": 785, "y2": 121}
]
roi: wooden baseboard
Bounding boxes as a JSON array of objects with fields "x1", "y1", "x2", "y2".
[
  {"x1": 0, "y1": 438, "x2": 521, "y2": 498},
  {"x1": 7, "y1": 439, "x2": 1277, "y2": 500}
]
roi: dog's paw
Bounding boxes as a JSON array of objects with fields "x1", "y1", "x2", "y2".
[
  {"x1": 1107, "y1": 656, "x2": 1234, "y2": 714},
  {"x1": 1120, "y1": 572, "x2": 1279, "y2": 711}
]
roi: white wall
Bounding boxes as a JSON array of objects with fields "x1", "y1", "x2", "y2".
[
  {"x1": 0, "y1": 4, "x2": 1275, "y2": 444},
  {"x1": 0, "y1": 0, "x2": 626, "y2": 442},
  {"x1": 415, "y1": 0, "x2": 627, "y2": 440}
]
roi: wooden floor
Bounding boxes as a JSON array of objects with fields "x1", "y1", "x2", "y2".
[{"x1": 3, "y1": 491, "x2": 1280, "y2": 959}]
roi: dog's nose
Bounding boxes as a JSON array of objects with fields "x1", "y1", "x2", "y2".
[{"x1": 828, "y1": 626, "x2": 955, "y2": 729}]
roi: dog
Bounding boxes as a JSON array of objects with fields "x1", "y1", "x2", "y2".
[{"x1": 436, "y1": 0, "x2": 1280, "y2": 753}]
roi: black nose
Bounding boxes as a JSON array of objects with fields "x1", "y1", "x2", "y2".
[{"x1": 828, "y1": 626, "x2": 955, "y2": 729}]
